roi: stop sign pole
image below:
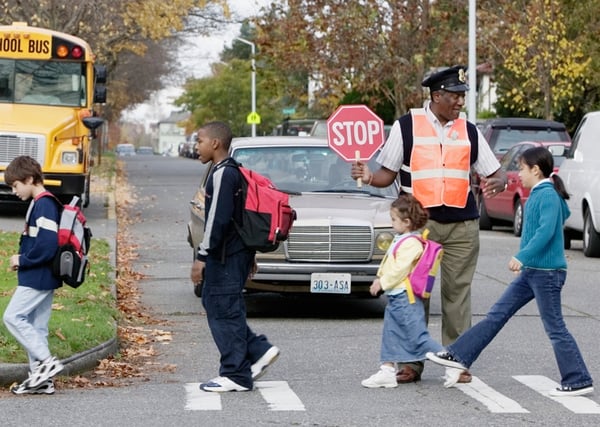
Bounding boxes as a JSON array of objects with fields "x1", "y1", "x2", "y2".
[{"x1": 326, "y1": 105, "x2": 385, "y2": 187}]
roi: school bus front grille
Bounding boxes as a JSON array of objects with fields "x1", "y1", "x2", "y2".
[{"x1": 0, "y1": 134, "x2": 43, "y2": 165}]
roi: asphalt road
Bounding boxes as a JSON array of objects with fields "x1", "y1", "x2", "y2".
[{"x1": 1, "y1": 154, "x2": 599, "y2": 426}]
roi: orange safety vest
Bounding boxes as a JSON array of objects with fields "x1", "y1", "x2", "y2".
[{"x1": 409, "y1": 108, "x2": 471, "y2": 208}]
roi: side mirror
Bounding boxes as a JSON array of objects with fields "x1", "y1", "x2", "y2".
[
  {"x1": 94, "y1": 85, "x2": 107, "y2": 103},
  {"x1": 95, "y1": 65, "x2": 107, "y2": 85},
  {"x1": 83, "y1": 117, "x2": 104, "y2": 130}
]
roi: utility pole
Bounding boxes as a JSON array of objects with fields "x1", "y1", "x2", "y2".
[{"x1": 236, "y1": 37, "x2": 256, "y2": 137}]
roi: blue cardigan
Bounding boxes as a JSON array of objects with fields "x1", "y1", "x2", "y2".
[
  {"x1": 515, "y1": 181, "x2": 568, "y2": 270},
  {"x1": 18, "y1": 195, "x2": 62, "y2": 290}
]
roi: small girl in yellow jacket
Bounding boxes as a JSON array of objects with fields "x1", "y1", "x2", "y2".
[{"x1": 362, "y1": 194, "x2": 444, "y2": 388}]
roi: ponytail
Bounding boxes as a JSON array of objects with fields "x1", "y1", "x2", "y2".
[{"x1": 550, "y1": 172, "x2": 570, "y2": 200}]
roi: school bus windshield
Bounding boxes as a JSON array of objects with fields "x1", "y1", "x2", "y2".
[{"x1": 0, "y1": 59, "x2": 86, "y2": 107}]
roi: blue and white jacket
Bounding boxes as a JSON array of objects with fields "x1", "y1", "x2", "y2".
[
  {"x1": 18, "y1": 194, "x2": 62, "y2": 290},
  {"x1": 197, "y1": 157, "x2": 249, "y2": 262}
]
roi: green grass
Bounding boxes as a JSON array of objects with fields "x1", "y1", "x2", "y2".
[
  {"x1": 0, "y1": 232, "x2": 117, "y2": 363},
  {"x1": 0, "y1": 153, "x2": 118, "y2": 363}
]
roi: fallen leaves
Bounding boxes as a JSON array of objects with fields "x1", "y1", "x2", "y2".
[{"x1": 57, "y1": 160, "x2": 177, "y2": 390}]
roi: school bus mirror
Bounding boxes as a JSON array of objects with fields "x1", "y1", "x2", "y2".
[
  {"x1": 94, "y1": 85, "x2": 107, "y2": 103},
  {"x1": 83, "y1": 116, "x2": 104, "y2": 130},
  {"x1": 94, "y1": 65, "x2": 107, "y2": 84}
]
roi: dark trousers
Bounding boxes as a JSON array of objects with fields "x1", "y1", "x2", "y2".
[{"x1": 202, "y1": 250, "x2": 272, "y2": 388}]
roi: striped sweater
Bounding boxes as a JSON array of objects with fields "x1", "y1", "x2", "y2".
[{"x1": 18, "y1": 195, "x2": 62, "y2": 290}]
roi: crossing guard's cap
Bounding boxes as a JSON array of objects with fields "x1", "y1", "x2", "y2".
[{"x1": 422, "y1": 66, "x2": 469, "y2": 93}]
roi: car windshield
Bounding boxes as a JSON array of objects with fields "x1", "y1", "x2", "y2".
[
  {"x1": 493, "y1": 129, "x2": 566, "y2": 155},
  {"x1": 232, "y1": 146, "x2": 396, "y2": 197}
]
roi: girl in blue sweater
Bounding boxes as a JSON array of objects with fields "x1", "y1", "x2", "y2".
[
  {"x1": 427, "y1": 147, "x2": 593, "y2": 396},
  {"x1": 3, "y1": 156, "x2": 64, "y2": 395}
]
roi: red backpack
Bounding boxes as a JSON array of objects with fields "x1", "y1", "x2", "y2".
[
  {"x1": 392, "y1": 229, "x2": 443, "y2": 303},
  {"x1": 229, "y1": 163, "x2": 296, "y2": 253},
  {"x1": 40, "y1": 192, "x2": 92, "y2": 288}
]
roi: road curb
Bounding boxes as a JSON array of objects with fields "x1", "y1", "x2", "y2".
[{"x1": 0, "y1": 337, "x2": 119, "y2": 386}]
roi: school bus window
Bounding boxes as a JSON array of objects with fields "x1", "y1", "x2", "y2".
[{"x1": 8, "y1": 60, "x2": 86, "y2": 107}]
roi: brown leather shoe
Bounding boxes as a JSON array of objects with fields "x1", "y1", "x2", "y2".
[
  {"x1": 458, "y1": 370, "x2": 472, "y2": 383},
  {"x1": 396, "y1": 366, "x2": 421, "y2": 384}
]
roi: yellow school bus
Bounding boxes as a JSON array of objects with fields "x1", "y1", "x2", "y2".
[{"x1": 0, "y1": 22, "x2": 106, "y2": 207}]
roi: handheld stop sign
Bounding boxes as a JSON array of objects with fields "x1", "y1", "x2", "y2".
[{"x1": 326, "y1": 105, "x2": 385, "y2": 187}]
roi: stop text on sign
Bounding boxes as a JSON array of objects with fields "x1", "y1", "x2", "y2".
[{"x1": 329, "y1": 120, "x2": 382, "y2": 146}]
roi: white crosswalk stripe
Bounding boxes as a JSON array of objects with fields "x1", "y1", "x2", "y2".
[
  {"x1": 184, "y1": 383, "x2": 221, "y2": 410},
  {"x1": 514, "y1": 375, "x2": 600, "y2": 414},
  {"x1": 185, "y1": 376, "x2": 599, "y2": 414},
  {"x1": 451, "y1": 375, "x2": 600, "y2": 414},
  {"x1": 454, "y1": 376, "x2": 529, "y2": 413},
  {"x1": 255, "y1": 381, "x2": 305, "y2": 411},
  {"x1": 184, "y1": 381, "x2": 305, "y2": 411}
]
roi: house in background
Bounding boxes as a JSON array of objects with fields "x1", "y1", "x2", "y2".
[
  {"x1": 476, "y1": 62, "x2": 497, "y2": 115},
  {"x1": 158, "y1": 111, "x2": 190, "y2": 156}
]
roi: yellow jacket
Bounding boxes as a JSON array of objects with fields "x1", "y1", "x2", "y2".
[{"x1": 377, "y1": 233, "x2": 423, "y2": 297}]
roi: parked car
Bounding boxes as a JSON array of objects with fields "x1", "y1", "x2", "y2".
[
  {"x1": 187, "y1": 136, "x2": 398, "y2": 296},
  {"x1": 560, "y1": 111, "x2": 600, "y2": 257},
  {"x1": 480, "y1": 117, "x2": 571, "y2": 160},
  {"x1": 136, "y1": 146, "x2": 154, "y2": 155},
  {"x1": 115, "y1": 143, "x2": 135, "y2": 156},
  {"x1": 479, "y1": 141, "x2": 571, "y2": 236},
  {"x1": 272, "y1": 119, "x2": 317, "y2": 136},
  {"x1": 472, "y1": 117, "x2": 571, "y2": 200}
]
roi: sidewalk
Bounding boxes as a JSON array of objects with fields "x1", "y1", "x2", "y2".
[{"x1": 0, "y1": 186, "x2": 118, "y2": 387}]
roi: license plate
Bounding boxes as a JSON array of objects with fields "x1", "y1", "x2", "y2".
[{"x1": 310, "y1": 273, "x2": 351, "y2": 294}]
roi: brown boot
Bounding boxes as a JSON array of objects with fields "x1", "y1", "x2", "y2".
[{"x1": 396, "y1": 366, "x2": 421, "y2": 384}]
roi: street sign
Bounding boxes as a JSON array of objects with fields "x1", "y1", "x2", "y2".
[
  {"x1": 247, "y1": 112, "x2": 261, "y2": 124},
  {"x1": 326, "y1": 105, "x2": 385, "y2": 162}
]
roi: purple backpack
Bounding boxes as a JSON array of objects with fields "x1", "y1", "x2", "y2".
[{"x1": 393, "y1": 230, "x2": 443, "y2": 302}]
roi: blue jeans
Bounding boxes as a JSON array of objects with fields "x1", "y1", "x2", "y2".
[
  {"x1": 202, "y1": 250, "x2": 272, "y2": 389},
  {"x1": 447, "y1": 269, "x2": 592, "y2": 388},
  {"x1": 3, "y1": 286, "x2": 54, "y2": 371}
]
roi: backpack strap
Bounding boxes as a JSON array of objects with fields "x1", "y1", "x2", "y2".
[
  {"x1": 390, "y1": 232, "x2": 425, "y2": 304},
  {"x1": 35, "y1": 190, "x2": 58, "y2": 202},
  {"x1": 213, "y1": 158, "x2": 244, "y2": 263}
]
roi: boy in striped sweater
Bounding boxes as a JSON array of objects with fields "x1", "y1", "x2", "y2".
[{"x1": 4, "y1": 156, "x2": 64, "y2": 395}]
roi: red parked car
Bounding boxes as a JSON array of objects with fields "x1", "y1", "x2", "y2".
[{"x1": 479, "y1": 141, "x2": 571, "y2": 236}]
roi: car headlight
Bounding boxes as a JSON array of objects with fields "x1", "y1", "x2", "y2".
[
  {"x1": 61, "y1": 151, "x2": 78, "y2": 165},
  {"x1": 376, "y1": 231, "x2": 394, "y2": 251}
]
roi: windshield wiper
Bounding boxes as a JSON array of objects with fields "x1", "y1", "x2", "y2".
[{"x1": 312, "y1": 189, "x2": 387, "y2": 198}]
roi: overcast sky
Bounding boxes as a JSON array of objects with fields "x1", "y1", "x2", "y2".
[{"x1": 121, "y1": 0, "x2": 272, "y2": 125}]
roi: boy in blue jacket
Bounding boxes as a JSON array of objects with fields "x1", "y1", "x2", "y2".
[
  {"x1": 190, "y1": 121, "x2": 279, "y2": 392},
  {"x1": 3, "y1": 156, "x2": 64, "y2": 395}
]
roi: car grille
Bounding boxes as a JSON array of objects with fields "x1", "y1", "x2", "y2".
[
  {"x1": 286, "y1": 225, "x2": 373, "y2": 262},
  {"x1": 0, "y1": 133, "x2": 44, "y2": 166}
]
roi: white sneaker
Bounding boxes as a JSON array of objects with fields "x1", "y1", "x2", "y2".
[
  {"x1": 361, "y1": 366, "x2": 398, "y2": 388},
  {"x1": 199, "y1": 376, "x2": 250, "y2": 392},
  {"x1": 443, "y1": 367, "x2": 463, "y2": 388},
  {"x1": 251, "y1": 346, "x2": 280, "y2": 380},
  {"x1": 548, "y1": 385, "x2": 594, "y2": 397},
  {"x1": 10, "y1": 379, "x2": 55, "y2": 395},
  {"x1": 27, "y1": 356, "x2": 64, "y2": 388}
]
